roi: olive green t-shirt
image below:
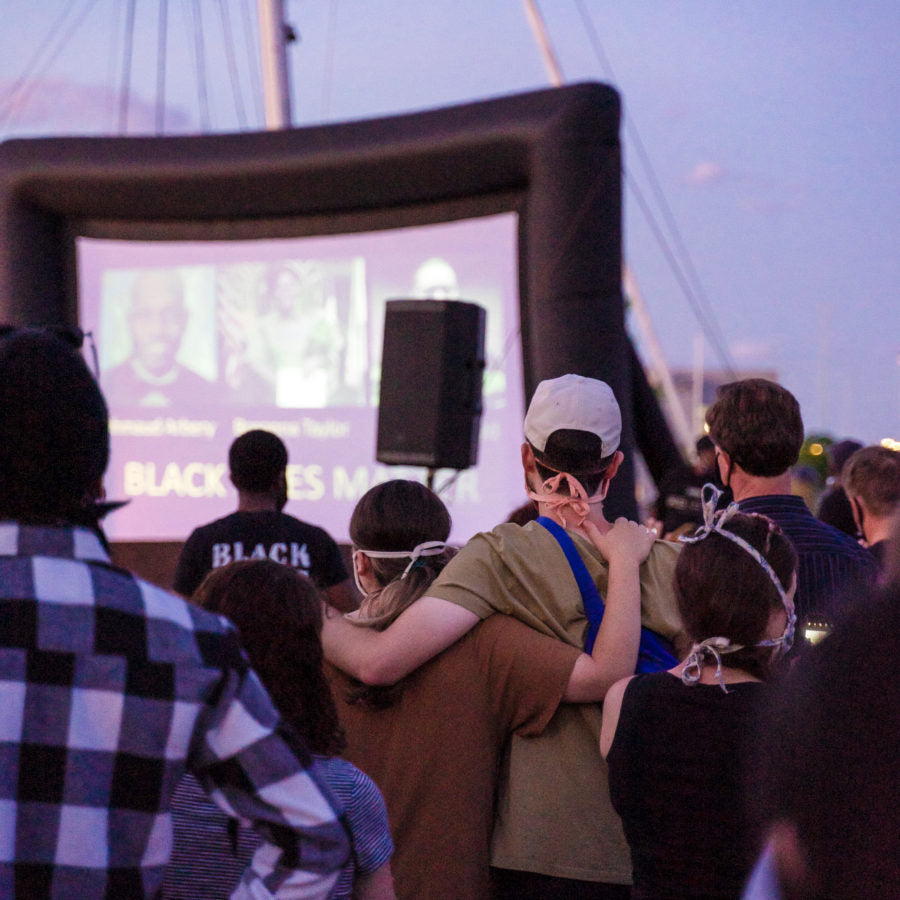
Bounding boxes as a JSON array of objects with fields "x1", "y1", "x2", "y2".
[{"x1": 428, "y1": 520, "x2": 683, "y2": 883}]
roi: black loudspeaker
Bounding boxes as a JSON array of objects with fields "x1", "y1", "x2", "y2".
[{"x1": 377, "y1": 299, "x2": 486, "y2": 470}]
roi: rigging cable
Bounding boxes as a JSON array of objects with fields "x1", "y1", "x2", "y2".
[
  {"x1": 217, "y1": 0, "x2": 248, "y2": 129},
  {"x1": 239, "y1": 0, "x2": 264, "y2": 125},
  {"x1": 573, "y1": 0, "x2": 736, "y2": 377},
  {"x1": 188, "y1": 0, "x2": 211, "y2": 131},
  {"x1": 118, "y1": 0, "x2": 137, "y2": 133},
  {"x1": 156, "y1": 0, "x2": 169, "y2": 134},
  {"x1": 322, "y1": 0, "x2": 340, "y2": 119},
  {"x1": 105, "y1": 0, "x2": 126, "y2": 133},
  {"x1": 0, "y1": 0, "x2": 103, "y2": 133}
]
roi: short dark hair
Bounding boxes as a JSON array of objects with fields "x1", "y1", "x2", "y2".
[
  {"x1": 0, "y1": 329, "x2": 109, "y2": 521},
  {"x1": 229, "y1": 429, "x2": 288, "y2": 492},
  {"x1": 705, "y1": 379, "x2": 804, "y2": 477},
  {"x1": 531, "y1": 429, "x2": 616, "y2": 497},
  {"x1": 675, "y1": 511, "x2": 797, "y2": 680},
  {"x1": 844, "y1": 446, "x2": 900, "y2": 517},
  {"x1": 827, "y1": 438, "x2": 863, "y2": 475}
]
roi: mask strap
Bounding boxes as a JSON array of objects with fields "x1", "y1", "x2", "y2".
[
  {"x1": 526, "y1": 458, "x2": 607, "y2": 529},
  {"x1": 355, "y1": 540, "x2": 447, "y2": 580}
]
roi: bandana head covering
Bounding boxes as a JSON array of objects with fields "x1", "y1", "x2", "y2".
[{"x1": 678, "y1": 483, "x2": 797, "y2": 690}]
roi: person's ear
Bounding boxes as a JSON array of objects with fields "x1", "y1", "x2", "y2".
[
  {"x1": 353, "y1": 550, "x2": 373, "y2": 578},
  {"x1": 715, "y1": 446, "x2": 733, "y2": 487},
  {"x1": 849, "y1": 495, "x2": 866, "y2": 541},
  {"x1": 521, "y1": 442, "x2": 540, "y2": 491},
  {"x1": 605, "y1": 450, "x2": 624, "y2": 481},
  {"x1": 595, "y1": 450, "x2": 625, "y2": 499},
  {"x1": 521, "y1": 442, "x2": 538, "y2": 473}
]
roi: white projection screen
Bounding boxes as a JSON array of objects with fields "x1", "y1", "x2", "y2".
[
  {"x1": 0, "y1": 82, "x2": 683, "y2": 582},
  {"x1": 76, "y1": 214, "x2": 524, "y2": 544}
]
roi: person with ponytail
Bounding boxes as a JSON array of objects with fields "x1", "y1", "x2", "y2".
[
  {"x1": 165, "y1": 560, "x2": 395, "y2": 900},
  {"x1": 327, "y1": 478, "x2": 657, "y2": 900},
  {"x1": 600, "y1": 486, "x2": 798, "y2": 899}
]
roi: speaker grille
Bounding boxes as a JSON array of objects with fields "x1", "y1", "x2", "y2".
[{"x1": 377, "y1": 299, "x2": 485, "y2": 469}]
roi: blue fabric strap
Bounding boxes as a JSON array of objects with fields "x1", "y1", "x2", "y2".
[{"x1": 537, "y1": 516, "x2": 677, "y2": 673}]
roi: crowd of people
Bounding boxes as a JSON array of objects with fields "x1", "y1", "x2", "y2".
[{"x1": 0, "y1": 324, "x2": 896, "y2": 899}]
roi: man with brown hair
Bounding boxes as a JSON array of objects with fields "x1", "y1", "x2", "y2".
[
  {"x1": 705, "y1": 378, "x2": 877, "y2": 643},
  {"x1": 843, "y1": 444, "x2": 900, "y2": 569}
]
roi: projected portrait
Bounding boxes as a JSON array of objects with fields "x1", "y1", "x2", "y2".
[
  {"x1": 101, "y1": 267, "x2": 217, "y2": 409},
  {"x1": 217, "y1": 258, "x2": 368, "y2": 408},
  {"x1": 411, "y1": 256, "x2": 508, "y2": 406}
]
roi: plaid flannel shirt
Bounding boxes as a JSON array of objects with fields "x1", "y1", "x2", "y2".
[{"x1": 0, "y1": 522, "x2": 350, "y2": 899}]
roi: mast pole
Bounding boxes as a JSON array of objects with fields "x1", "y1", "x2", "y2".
[
  {"x1": 521, "y1": 0, "x2": 564, "y2": 86},
  {"x1": 257, "y1": 0, "x2": 292, "y2": 128},
  {"x1": 522, "y1": 0, "x2": 691, "y2": 457}
]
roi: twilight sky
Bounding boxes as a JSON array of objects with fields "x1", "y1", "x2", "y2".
[{"x1": 1, "y1": 0, "x2": 897, "y2": 444}]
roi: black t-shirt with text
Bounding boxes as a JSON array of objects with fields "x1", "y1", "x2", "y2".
[{"x1": 174, "y1": 510, "x2": 348, "y2": 597}]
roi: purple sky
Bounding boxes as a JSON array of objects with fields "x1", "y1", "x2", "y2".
[{"x1": 1, "y1": 0, "x2": 897, "y2": 444}]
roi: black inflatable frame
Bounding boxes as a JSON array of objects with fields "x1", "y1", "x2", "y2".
[{"x1": 0, "y1": 81, "x2": 679, "y2": 519}]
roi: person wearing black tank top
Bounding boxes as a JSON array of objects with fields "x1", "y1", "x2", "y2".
[{"x1": 600, "y1": 486, "x2": 798, "y2": 900}]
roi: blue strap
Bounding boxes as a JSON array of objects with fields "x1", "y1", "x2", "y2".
[
  {"x1": 537, "y1": 516, "x2": 606, "y2": 649},
  {"x1": 537, "y1": 516, "x2": 677, "y2": 673}
]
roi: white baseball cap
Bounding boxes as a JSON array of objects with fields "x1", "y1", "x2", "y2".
[{"x1": 524, "y1": 374, "x2": 622, "y2": 457}]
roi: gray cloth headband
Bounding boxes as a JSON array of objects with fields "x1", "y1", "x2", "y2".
[{"x1": 678, "y1": 483, "x2": 797, "y2": 690}]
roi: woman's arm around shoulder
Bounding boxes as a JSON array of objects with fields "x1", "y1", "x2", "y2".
[{"x1": 321, "y1": 595, "x2": 481, "y2": 686}]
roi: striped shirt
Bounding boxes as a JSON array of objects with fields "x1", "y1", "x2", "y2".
[
  {"x1": 737, "y1": 495, "x2": 878, "y2": 626},
  {"x1": 165, "y1": 757, "x2": 393, "y2": 898},
  {"x1": 0, "y1": 522, "x2": 350, "y2": 899}
]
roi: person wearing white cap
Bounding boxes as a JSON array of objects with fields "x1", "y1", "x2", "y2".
[{"x1": 323, "y1": 374, "x2": 685, "y2": 898}]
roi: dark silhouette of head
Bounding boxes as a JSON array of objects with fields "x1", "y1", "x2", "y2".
[
  {"x1": 753, "y1": 576, "x2": 900, "y2": 898},
  {"x1": 0, "y1": 328, "x2": 109, "y2": 523},
  {"x1": 229, "y1": 429, "x2": 288, "y2": 493}
]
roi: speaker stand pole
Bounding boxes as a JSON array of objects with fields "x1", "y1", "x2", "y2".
[{"x1": 426, "y1": 468, "x2": 436, "y2": 491}]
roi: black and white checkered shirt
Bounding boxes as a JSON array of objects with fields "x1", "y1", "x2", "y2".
[{"x1": 0, "y1": 522, "x2": 350, "y2": 898}]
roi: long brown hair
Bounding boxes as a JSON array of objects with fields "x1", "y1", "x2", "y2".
[
  {"x1": 675, "y1": 512, "x2": 797, "y2": 680},
  {"x1": 193, "y1": 559, "x2": 345, "y2": 755},
  {"x1": 347, "y1": 480, "x2": 455, "y2": 706},
  {"x1": 350, "y1": 479, "x2": 455, "y2": 629}
]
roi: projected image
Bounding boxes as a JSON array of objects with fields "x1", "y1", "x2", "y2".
[
  {"x1": 78, "y1": 214, "x2": 523, "y2": 544},
  {"x1": 217, "y1": 259, "x2": 368, "y2": 408},
  {"x1": 100, "y1": 267, "x2": 217, "y2": 409}
]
